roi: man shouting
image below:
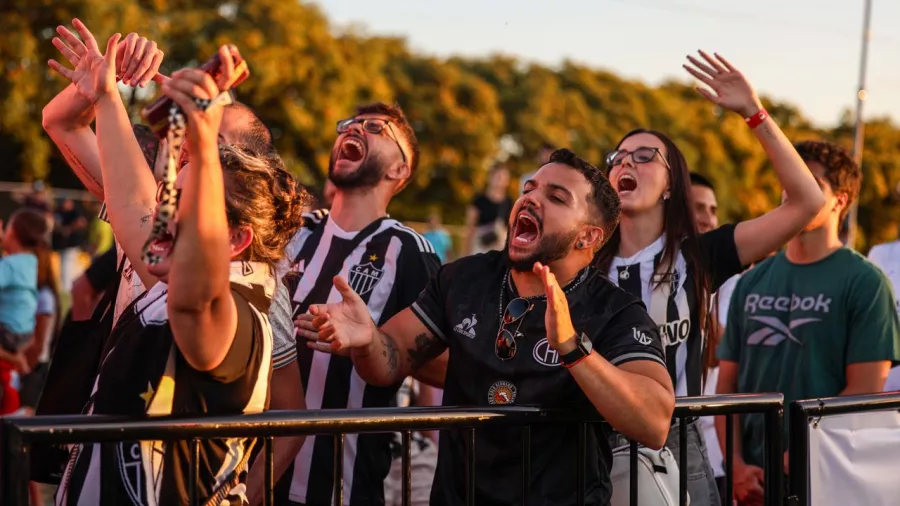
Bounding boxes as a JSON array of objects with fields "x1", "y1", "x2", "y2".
[{"x1": 299, "y1": 149, "x2": 675, "y2": 505}]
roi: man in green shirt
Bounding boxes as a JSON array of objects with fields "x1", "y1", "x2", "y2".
[{"x1": 716, "y1": 140, "x2": 900, "y2": 505}]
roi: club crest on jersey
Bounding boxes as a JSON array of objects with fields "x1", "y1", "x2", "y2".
[
  {"x1": 117, "y1": 442, "x2": 145, "y2": 504},
  {"x1": 453, "y1": 315, "x2": 478, "y2": 339},
  {"x1": 488, "y1": 380, "x2": 517, "y2": 405},
  {"x1": 532, "y1": 338, "x2": 561, "y2": 366},
  {"x1": 348, "y1": 262, "x2": 384, "y2": 296}
]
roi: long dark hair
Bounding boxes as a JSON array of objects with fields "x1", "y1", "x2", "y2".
[{"x1": 595, "y1": 129, "x2": 716, "y2": 377}]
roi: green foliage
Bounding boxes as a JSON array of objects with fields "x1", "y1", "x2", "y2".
[{"x1": 2, "y1": 0, "x2": 898, "y2": 251}]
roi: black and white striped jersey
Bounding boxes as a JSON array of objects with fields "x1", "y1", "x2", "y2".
[
  {"x1": 279, "y1": 209, "x2": 441, "y2": 506},
  {"x1": 56, "y1": 262, "x2": 275, "y2": 506},
  {"x1": 606, "y1": 224, "x2": 742, "y2": 397}
]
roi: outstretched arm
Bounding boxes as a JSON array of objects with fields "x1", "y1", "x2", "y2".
[
  {"x1": 300, "y1": 276, "x2": 448, "y2": 387},
  {"x1": 44, "y1": 25, "x2": 164, "y2": 200},
  {"x1": 684, "y1": 51, "x2": 825, "y2": 266}
]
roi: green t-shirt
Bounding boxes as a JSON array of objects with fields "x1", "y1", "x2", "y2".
[{"x1": 718, "y1": 248, "x2": 900, "y2": 467}]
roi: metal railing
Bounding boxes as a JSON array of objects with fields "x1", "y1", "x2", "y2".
[
  {"x1": 787, "y1": 391, "x2": 900, "y2": 506},
  {"x1": 1, "y1": 393, "x2": 784, "y2": 506}
]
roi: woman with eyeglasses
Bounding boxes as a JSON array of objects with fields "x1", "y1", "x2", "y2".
[{"x1": 595, "y1": 51, "x2": 825, "y2": 505}]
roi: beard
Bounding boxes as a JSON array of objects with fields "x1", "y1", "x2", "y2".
[
  {"x1": 328, "y1": 148, "x2": 388, "y2": 190},
  {"x1": 504, "y1": 227, "x2": 580, "y2": 272}
]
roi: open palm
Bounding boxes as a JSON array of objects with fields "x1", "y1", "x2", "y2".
[
  {"x1": 308, "y1": 275, "x2": 377, "y2": 351},
  {"x1": 48, "y1": 19, "x2": 120, "y2": 104},
  {"x1": 683, "y1": 50, "x2": 763, "y2": 118}
]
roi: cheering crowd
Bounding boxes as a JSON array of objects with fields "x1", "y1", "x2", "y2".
[{"x1": 0, "y1": 18, "x2": 898, "y2": 506}]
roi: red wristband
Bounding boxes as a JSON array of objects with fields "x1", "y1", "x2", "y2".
[
  {"x1": 562, "y1": 351, "x2": 591, "y2": 369},
  {"x1": 745, "y1": 108, "x2": 768, "y2": 129}
]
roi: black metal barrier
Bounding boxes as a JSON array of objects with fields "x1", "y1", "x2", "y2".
[
  {"x1": 1, "y1": 393, "x2": 784, "y2": 506},
  {"x1": 787, "y1": 391, "x2": 900, "y2": 506}
]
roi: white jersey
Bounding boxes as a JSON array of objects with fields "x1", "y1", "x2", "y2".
[{"x1": 868, "y1": 240, "x2": 900, "y2": 392}]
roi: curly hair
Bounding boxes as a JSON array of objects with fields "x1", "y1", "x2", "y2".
[
  {"x1": 218, "y1": 145, "x2": 310, "y2": 269},
  {"x1": 547, "y1": 148, "x2": 620, "y2": 247},
  {"x1": 794, "y1": 140, "x2": 860, "y2": 222}
]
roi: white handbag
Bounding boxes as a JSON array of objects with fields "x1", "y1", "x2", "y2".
[{"x1": 609, "y1": 444, "x2": 689, "y2": 506}]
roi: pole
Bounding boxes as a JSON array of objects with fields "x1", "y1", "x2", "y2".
[{"x1": 845, "y1": 0, "x2": 873, "y2": 248}]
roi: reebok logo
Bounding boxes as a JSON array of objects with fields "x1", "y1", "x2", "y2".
[
  {"x1": 744, "y1": 293, "x2": 832, "y2": 314},
  {"x1": 453, "y1": 315, "x2": 478, "y2": 339},
  {"x1": 746, "y1": 316, "x2": 817, "y2": 347}
]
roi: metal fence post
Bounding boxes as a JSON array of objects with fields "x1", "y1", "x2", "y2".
[
  {"x1": 764, "y1": 404, "x2": 784, "y2": 506},
  {"x1": 787, "y1": 402, "x2": 811, "y2": 506},
  {"x1": 0, "y1": 419, "x2": 28, "y2": 505}
]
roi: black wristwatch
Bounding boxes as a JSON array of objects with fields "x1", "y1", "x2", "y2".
[{"x1": 560, "y1": 332, "x2": 592, "y2": 368}]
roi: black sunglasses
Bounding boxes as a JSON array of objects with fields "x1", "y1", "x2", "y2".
[
  {"x1": 605, "y1": 147, "x2": 671, "y2": 170},
  {"x1": 336, "y1": 117, "x2": 408, "y2": 163},
  {"x1": 495, "y1": 298, "x2": 534, "y2": 361}
]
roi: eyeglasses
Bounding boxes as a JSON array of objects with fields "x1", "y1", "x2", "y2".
[
  {"x1": 495, "y1": 297, "x2": 534, "y2": 361},
  {"x1": 605, "y1": 147, "x2": 670, "y2": 170},
  {"x1": 336, "y1": 117, "x2": 408, "y2": 164}
]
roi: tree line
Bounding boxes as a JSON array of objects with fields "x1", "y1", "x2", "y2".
[{"x1": 2, "y1": 0, "x2": 898, "y2": 251}]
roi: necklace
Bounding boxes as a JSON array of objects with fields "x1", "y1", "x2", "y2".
[{"x1": 498, "y1": 267, "x2": 591, "y2": 324}]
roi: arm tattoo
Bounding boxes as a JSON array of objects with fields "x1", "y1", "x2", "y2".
[
  {"x1": 140, "y1": 214, "x2": 152, "y2": 227},
  {"x1": 379, "y1": 331, "x2": 400, "y2": 373},
  {"x1": 407, "y1": 333, "x2": 446, "y2": 371},
  {"x1": 61, "y1": 143, "x2": 101, "y2": 187}
]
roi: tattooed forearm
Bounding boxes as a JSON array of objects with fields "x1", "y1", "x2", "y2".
[
  {"x1": 61, "y1": 143, "x2": 102, "y2": 188},
  {"x1": 140, "y1": 214, "x2": 152, "y2": 227},
  {"x1": 407, "y1": 333, "x2": 447, "y2": 371},
  {"x1": 379, "y1": 331, "x2": 400, "y2": 373}
]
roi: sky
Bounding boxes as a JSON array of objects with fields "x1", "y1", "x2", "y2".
[{"x1": 317, "y1": 0, "x2": 900, "y2": 127}]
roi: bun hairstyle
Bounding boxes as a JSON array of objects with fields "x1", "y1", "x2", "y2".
[{"x1": 218, "y1": 144, "x2": 310, "y2": 269}]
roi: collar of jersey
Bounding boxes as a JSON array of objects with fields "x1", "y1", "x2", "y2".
[
  {"x1": 505, "y1": 265, "x2": 592, "y2": 301},
  {"x1": 611, "y1": 232, "x2": 666, "y2": 267},
  {"x1": 324, "y1": 213, "x2": 392, "y2": 240}
]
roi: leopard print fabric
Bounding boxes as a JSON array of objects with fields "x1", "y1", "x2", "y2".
[{"x1": 140, "y1": 94, "x2": 234, "y2": 266}]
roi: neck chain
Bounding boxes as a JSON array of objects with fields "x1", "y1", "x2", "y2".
[{"x1": 498, "y1": 266, "x2": 591, "y2": 324}]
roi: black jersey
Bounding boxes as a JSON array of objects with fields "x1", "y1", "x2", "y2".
[
  {"x1": 56, "y1": 262, "x2": 274, "y2": 506},
  {"x1": 410, "y1": 251, "x2": 666, "y2": 506}
]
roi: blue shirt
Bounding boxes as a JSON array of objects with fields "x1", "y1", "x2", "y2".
[
  {"x1": 0, "y1": 253, "x2": 38, "y2": 336},
  {"x1": 423, "y1": 229, "x2": 452, "y2": 264}
]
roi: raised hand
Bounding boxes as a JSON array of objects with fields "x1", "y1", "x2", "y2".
[
  {"x1": 160, "y1": 45, "x2": 243, "y2": 145},
  {"x1": 306, "y1": 276, "x2": 377, "y2": 352},
  {"x1": 683, "y1": 50, "x2": 764, "y2": 118},
  {"x1": 533, "y1": 262, "x2": 577, "y2": 352},
  {"x1": 48, "y1": 19, "x2": 120, "y2": 104},
  {"x1": 116, "y1": 32, "x2": 165, "y2": 87}
]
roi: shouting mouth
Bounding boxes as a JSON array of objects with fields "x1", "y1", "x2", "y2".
[
  {"x1": 338, "y1": 136, "x2": 366, "y2": 163},
  {"x1": 512, "y1": 210, "x2": 541, "y2": 247},
  {"x1": 148, "y1": 222, "x2": 177, "y2": 262},
  {"x1": 616, "y1": 174, "x2": 637, "y2": 194}
]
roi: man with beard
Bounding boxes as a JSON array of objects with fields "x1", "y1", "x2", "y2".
[
  {"x1": 298, "y1": 149, "x2": 675, "y2": 505},
  {"x1": 275, "y1": 102, "x2": 443, "y2": 506}
]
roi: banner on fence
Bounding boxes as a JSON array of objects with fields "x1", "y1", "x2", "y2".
[{"x1": 808, "y1": 409, "x2": 900, "y2": 505}]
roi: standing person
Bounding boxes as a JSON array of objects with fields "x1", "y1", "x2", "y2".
[
  {"x1": 20, "y1": 240, "x2": 61, "y2": 412},
  {"x1": 300, "y1": 149, "x2": 675, "y2": 506},
  {"x1": 0, "y1": 209, "x2": 51, "y2": 414},
  {"x1": 270, "y1": 102, "x2": 442, "y2": 506},
  {"x1": 465, "y1": 163, "x2": 513, "y2": 255},
  {"x1": 716, "y1": 141, "x2": 900, "y2": 505},
  {"x1": 52, "y1": 34, "x2": 307, "y2": 504},
  {"x1": 423, "y1": 209, "x2": 453, "y2": 264},
  {"x1": 519, "y1": 142, "x2": 556, "y2": 194},
  {"x1": 690, "y1": 172, "x2": 719, "y2": 234},
  {"x1": 596, "y1": 51, "x2": 825, "y2": 506},
  {"x1": 868, "y1": 219, "x2": 900, "y2": 392}
]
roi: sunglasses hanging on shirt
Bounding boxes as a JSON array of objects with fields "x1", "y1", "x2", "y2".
[{"x1": 495, "y1": 297, "x2": 534, "y2": 361}]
